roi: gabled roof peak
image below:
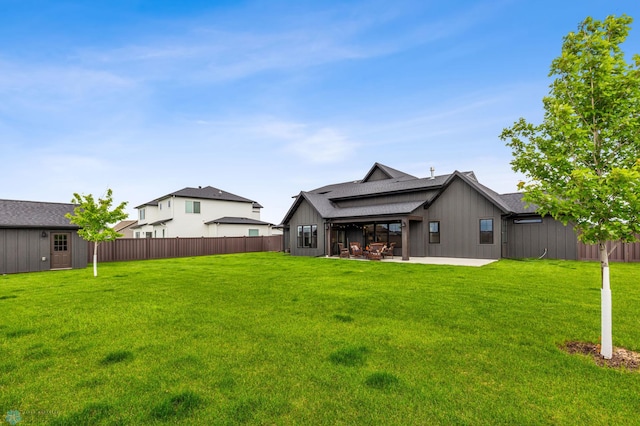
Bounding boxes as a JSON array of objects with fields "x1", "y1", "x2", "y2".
[{"x1": 362, "y1": 163, "x2": 417, "y2": 183}]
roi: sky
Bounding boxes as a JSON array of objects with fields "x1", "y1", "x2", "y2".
[{"x1": 2, "y1": 0, "x2": 640, "y2": 225}]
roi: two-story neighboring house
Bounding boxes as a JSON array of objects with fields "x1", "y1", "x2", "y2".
[{"x1": 132, "y1": 186, "x2": 277, "y2": 238}]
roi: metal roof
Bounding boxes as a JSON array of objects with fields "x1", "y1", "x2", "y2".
[
  {"x1": 324, "y1": 200, "x2": 426, "y2": 219},
  {"x1": 0, "y1": 199, "x2": 79, "y2": 229},
  {"x1": 281, "y1": 163, "x2": 534, "y2": 225}
]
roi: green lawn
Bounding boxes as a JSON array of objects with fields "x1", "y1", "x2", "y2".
[{"x1": 1, "y1": 253, "x2": 639, "y2": 425}]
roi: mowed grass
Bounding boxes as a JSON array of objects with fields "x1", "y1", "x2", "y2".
[{"x1": 0, "y1": 253, "x2": 639, "y2": 425}]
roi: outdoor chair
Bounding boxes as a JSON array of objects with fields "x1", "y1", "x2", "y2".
[
  {"x1": 349, "y1": 241, "x2": 363, "y2": 258},
  {"x1": 338, "y1": 243, "x2": 350, "y2": 258},
  {"x1": 368, "y1": 242, "x2": 385, "y2": 260},
  {"x1": 381, "y1": 242, "x2": 396, "y2": 259}
]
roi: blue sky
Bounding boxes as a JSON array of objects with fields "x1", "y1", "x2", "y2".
[{"x1": 2, "y1": 0, "x2": 640, "y2": 224}]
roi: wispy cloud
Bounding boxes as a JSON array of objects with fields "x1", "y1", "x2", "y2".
[{"x1": 63, "y1": 0, "x2": 493, "y2": 85}]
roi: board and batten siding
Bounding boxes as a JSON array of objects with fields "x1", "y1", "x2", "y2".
[
  {"x1": 0, "y1": 229, "x2": 88, "y2": 274},
  {"x1": 408, "y1": 208, "x2": 428, "y2": 257},
  {"x1": 426, "y1": 178, "x2": 502, "y2": 259},
  {"x1": 287, "y1": 199, "x2": 325, "y2": 257},
  {"x1": 504, "y1": 216, "x2": 578, "y2": 260}
]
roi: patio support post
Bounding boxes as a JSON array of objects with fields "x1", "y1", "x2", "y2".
[
  {"x1": 326, "y1": 222, "x2": 331, "y2": 257},
  {"x1": 401, "y1": 219, "x2": 409, "y2": 261}
]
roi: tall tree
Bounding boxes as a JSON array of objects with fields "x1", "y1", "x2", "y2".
[
  {"x1": 66, "y1": 189, "x2": 128, "y2": 277},
  {"x1": 500, "y1": 15, "x2": 640, "y2": 359}
]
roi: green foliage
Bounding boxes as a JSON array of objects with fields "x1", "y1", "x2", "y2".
[
  {"x1": 1, "y1": 253, "x2": 639, "y2": 424},
  {"x1": 66, "y1": 189, "x2": 128, "y2": 276},
  {"x1": 500, "y1": 15, "x2": 640, "y2": 245},
  {"x1": 65, "y1": 189, "x2": 128, "y2": 244}
]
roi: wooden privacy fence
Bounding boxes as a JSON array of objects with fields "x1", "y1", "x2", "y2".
[
  {"x1": 89, "y1": 236, "x2": 283, "y2": 263},
  {"x1": 578, "y1": 240, "x2": 640, "y2": 262}
]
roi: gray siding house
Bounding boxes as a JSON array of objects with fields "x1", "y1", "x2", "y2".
[
  {"x1": 0, "y1": 200, "x2": 88, "y2": 274},
  {"x1": 281, "y1": 163, "x2": 579, "y2": 260}
]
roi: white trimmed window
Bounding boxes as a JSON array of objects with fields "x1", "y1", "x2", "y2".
[{"x1": 185, "y1": 201, "x2": 201, "y2": 214}]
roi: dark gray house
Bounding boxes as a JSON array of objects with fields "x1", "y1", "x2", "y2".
[
  {"x1": 0, "y1": 199, "x2": 88, "y2": 274},
  {"x1": 281, "y1": 163, "x2": 578, "y2": 260}
]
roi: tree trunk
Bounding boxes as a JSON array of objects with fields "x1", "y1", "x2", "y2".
[
  {"x1": 599, "y1": 242, "x2": 612, "y2": 359},
  {"x1": 93, "y1": 241, "x2": 99, "y2": 277}
]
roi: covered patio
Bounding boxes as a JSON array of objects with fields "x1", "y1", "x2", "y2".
[{"x1": 326, "y1": 215, "x2": 421, "y2": 261}]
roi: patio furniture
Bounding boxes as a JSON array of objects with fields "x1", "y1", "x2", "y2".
[
  {"x1": 349, "y1": 241, "x2": 363, "y2": 258},
  {"x1": 338, "y1": 243, "x2": 350, "y2": 258},
  {"x1": 368, "y1": 243, "x2": 385, "y2": 260},
  {"x1": 381, "y1": 242, "x2": 396, "y2": 259}
]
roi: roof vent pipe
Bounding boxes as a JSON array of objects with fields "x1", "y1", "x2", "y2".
[{"x1": 430, "y1": 166, "x2": 435, "y2": 180}]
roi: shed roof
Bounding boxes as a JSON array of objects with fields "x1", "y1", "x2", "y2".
[{"x1": 0, "y1": 199, "x2": 79, "y2": 229}]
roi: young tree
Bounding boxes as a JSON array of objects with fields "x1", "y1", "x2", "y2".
[
  {"x1": 500, "y1": 15, "x2": 640, "y2": 359},
  {"x1": 66, "y1": 189, "x2": 128, "y2": 277}
]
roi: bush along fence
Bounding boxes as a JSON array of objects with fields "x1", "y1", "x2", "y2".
[{"x1": 88, "y1": 236, "x2": 283, "y2": 263}]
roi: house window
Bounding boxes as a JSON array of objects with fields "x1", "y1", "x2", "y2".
[
  {"x1": 145, "y1": 232, "x2": 152, "y2": 238},
  {"x1": 249, "y1": 229, "x2": 259, "y2": 236},
  {"x1": 297, "y1": 225, "x2": 317, "y2": 248},
  {"x1": 362, "y1": 222, "x2": 402, "y2": 249},
  {"x1": 501, "y1": 219, "x2": 508, "y2": 244},
  {"x1": 53, "y1": 234, "x2": 68, "y2": 251},
  {"x1": 140, "y1": 209, "x2": 145, "y2": 220},
  {"x1": 429, "y1": 221, "x2": 440, "y2": 244},
  {"x1": 514, "y1": 218, "x2": 543, "y2": 224},
  {"x1": 480, "y1": 219, "x2": 494, "y2": 244},
  {"x1": 168, "y1": 200, "x2": 171, "y2": 208},
  {"x1": 186, "y1": 200, "x2": 201, "y2": 214},
  {"x1": 135, "y1": 231, "x2": 140, "y2": 238},
  {"x1": 159, "y1": 202, "x2": 162, "y2": 210}
]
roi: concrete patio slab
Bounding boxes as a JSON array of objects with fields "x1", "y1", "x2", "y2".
[
  {"x1": 327, "y1": 255, "x2": 497, "y2": 267},
  {"x1": 382, "y1": 256, "x2": 497, "y2": 267}
]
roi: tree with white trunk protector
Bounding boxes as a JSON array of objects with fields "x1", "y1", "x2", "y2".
[
  {"x1": 65, "y1": 189, "x2": 128, "y2": 277},
  {"x1": 500, "y1": 15, "x2": 640, "y2": 359}
]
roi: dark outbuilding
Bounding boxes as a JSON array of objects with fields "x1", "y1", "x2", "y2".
[{"x1": 0, "y1": 199, "x2": 88, "y2": 274}]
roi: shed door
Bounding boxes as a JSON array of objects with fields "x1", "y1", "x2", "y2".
[{"x1": 51, "y1": 232, "x2": 72, "y2": 269}]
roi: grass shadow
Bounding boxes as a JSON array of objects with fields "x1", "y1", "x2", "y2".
[
  {"x1": 6, "y1": 328, "x2": 36, "y2": 338},
  {"x1": 329, "y1": 346, "x2": 368, "y2": 367},
  {"x1": 150, "y1": 391, "x2": 203, "y2": 421},
  {"x1": 50, "y1": 402, "x2": 113, "y2": 426},
  {"x1": 100, "y1": 350, "x2": 134, "y2": 365},
  {"x1": 333, "y1": 314, "x2": 354, "y2": 323},
  {"x1": 0, "y1": 295, "x2": 18, "y2": 300},
  {"x1": 365, "y1": 371, "x2": 401, "y2": 390}
]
